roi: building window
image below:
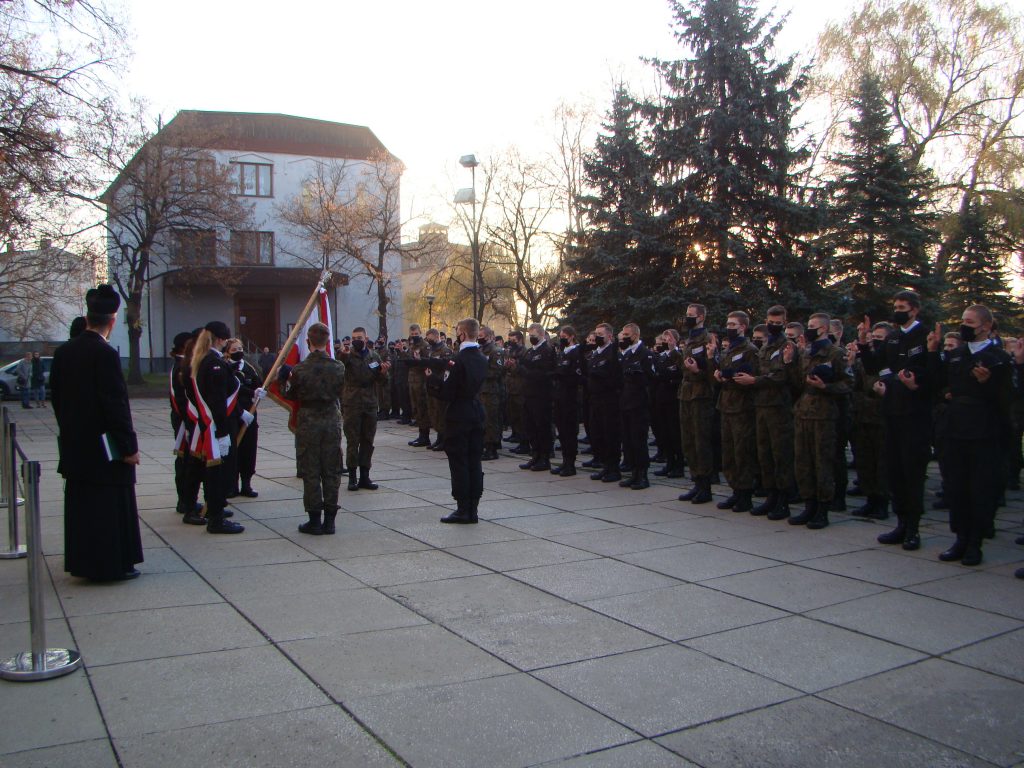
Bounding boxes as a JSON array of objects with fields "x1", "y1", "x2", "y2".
[
  {"x1": 171, "y1": 228, "x2": 216, "y2": 265},
  {"x1": 174, "y1": 158, "x2": 215, "y2": 192},
  {"x1": 237, "y1": 163, "x2": 272, "y2": 197},
  {"x1": 231, "y1": 231, "x2": 274, "y2": 265}
]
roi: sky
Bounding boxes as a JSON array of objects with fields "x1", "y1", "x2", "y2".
[{"x1": 123, "y1": 0, "x2": 859, "y2": 235}]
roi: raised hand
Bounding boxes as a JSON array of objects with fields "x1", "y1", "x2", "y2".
[{"x1": 926, "y1": 322, "x2": 942, "y2": 352}]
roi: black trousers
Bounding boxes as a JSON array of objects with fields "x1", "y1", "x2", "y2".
[
  {"x1": 236, "y1": 420, "x2": 258, "y2": 485},
  {"x1": 946, "y1": 434, "x2": 1000, "y2": 542},
  {"x1": 553, "y1": 392, "x2": 579, "y2": 463},
  {"x1": 444, "y1": 418, "x2": 484, "y2": 502},
  {"x1": 621, "y1": 406, "x2": 650, "y2": 470},
  {"x1": 589, "y1": 395, "x2": 621, "y2": 470},
  {"x1": 654, "y1": 395, "x2": 682, "y2": 465},
  {"x1": 524, "y1": 391, "x2": 553, "y2": 456},
  {"x1": 886, "y1": 413, "x2": 931, "y2": 530}
]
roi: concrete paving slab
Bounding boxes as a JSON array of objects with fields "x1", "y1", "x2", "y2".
[
  {"x1": 508, "y1": 558, "x2": 680, "y2": 602},
  {"x1": 0, "y1": 665, "x2": 107, "y2": 753},
  {"x1": 114, "y1": 706, "x2": 400, "y2": 767},
  {"x1": 340, "y1": 490, "x2": 436, "y2": 513},
  {"x1": 577, "y1": 503, "x2": 689, "y2": 526},
  {"x1": 68, "y1": 603, "x2": 267, "y2": 666},
  {"x1": 383, "y1": 573, "x2": 568, "y2": 622},
  {"x1": 583, "y1": 584, "x2": 787, "y2": 641},
  {"x1": 281, "y1": 623, "x2": 514, "y2": 699},
  {"x1": 476, "y1": 498, "x2": 567, "y2": 519},
  {"x1": 346, "y1": 672, "x2": 636, "y2": 768},
  {"x1": 619, "y1": 543, "x2": 778, "y2": 582},
  {"x1": 496, "y1": 512, "x2": 621, "y2": 537},
  {"x1": 386, "y1": 519, "x2": 533, "y2": 548},
  {"x1": 232, "y1": 587, "x2": 427, "y2": 641},
  {"x1": 551, "y1": 527, "x2": 691, "y2": 556},
  {"x1": 807, "y1": 590, "x2": 1023, "y2": 654},
  {"x1": 168, "y1": 536, "x2": 318, "y2": 571},
  {"x1": 543, "y1": 740, "x2": 698, "y2": 767},
  {"x1": 684, "y1": 615, "x2": 925, "y2": 692},
  {"x1": 1, "y1": 739, "x2": 119, "y2": 768},
  {"x1": 446, "y1": 538, "x2": 597, "y2": 571},
  {"x1": 335, "y1": 549, "x2": 489, "y2": 587},
  {"x1": 89, "y1": 645, "x2": 329, "y2": 738},
  {"x1": 907, "y1": 570, "x2": 1024, "y2": 620},
  {"x1": 943, "y1": 627, "x2": 1024, "y2": 682},
  {"x1": 49, "y1": 567, "x2": 223, "y2": 617},
  {"x1": 713, "y1": 528, "x2": 868, "y2": 562},
  {"x1": 534, "y1": 644, "x2": 799, "y2": 737},
  {"x1": 445, "y1": 604, "x2": 664, "y2": 670},
  {"x1": 821, "y1": 658, "x2": 1024, "y2": 766},
  {"x1": 799, "y1": 548, "x2": 966, "y2": 587},
  {"x1": 203, "y1": 560, "x2": 365, "y2": 599},
  {"x1": 640, "y1": 515, "x2": 767, "y2": 542},
  {"x1": 656, "y1": 696, "x2": 990, "y2": 768},
  {"x1": 703, "y1": 564, "x2": 887, "y2": 613}
]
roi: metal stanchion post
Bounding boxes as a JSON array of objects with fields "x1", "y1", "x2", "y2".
[
  {"x1": 0, "y1": 412, "x2": 27, "y2": 560},
  {"x1": 0, "y1": 460, "x2": 82, "y2": 681}
]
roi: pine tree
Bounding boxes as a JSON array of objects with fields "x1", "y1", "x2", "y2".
[
  {"x1": 944, "y1": 199, "x2": 1019, "y2": 329},
  {"x1": 564, "y1": 86, "x2": 676, "y2": 332},
  {"x1": 644, "y1": 0, "x2": 820, "y2": 323},
  {"x1": 819, "y1": 72, "x2": 939, "y2": 319}
]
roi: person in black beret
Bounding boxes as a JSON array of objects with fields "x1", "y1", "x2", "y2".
[
  {"x1": 49, "y1": 284, "x2": 144, "y2": 581},
  {"x1": 170, "y1": 331, "x2": 203, "y2": 521}
]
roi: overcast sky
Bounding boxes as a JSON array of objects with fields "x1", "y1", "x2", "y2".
[{"x1": 123, "y1": 0, "x2": 858, "y2": 231}]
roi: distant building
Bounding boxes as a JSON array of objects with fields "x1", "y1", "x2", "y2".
[{"x1": 101, "y1": 110, "x2": 404, "y2": 369}]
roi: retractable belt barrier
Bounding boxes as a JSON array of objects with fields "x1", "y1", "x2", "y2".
[{"x1": 0, "y1": 406, "x2": 83, "y2": 681}]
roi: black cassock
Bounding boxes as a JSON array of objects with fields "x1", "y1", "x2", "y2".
[{"x1": 50, "y1": 330, "x2": 143, "y2": 580}]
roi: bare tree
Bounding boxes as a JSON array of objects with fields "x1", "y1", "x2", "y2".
[{"x1": 76, "y1": 106, "x2": 253, "y2": 383}]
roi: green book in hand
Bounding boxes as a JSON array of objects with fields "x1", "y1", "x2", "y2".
[{"x1": 101, "y1": 433, "x2": 122, "y2": 462}]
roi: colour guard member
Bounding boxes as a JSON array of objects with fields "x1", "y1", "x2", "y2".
[
  {"x1": 678, "y1": 304, "x2": 717, "y2": 504},
  {"x1": 734, "y1": 306, "x2": 796, "y2": 519},
  {"x1": 714, "y1": 311, "x2": 759, "y2": 512},
  {"x1": 552, "y1": 325, "x2": 586, "y2": 476}
]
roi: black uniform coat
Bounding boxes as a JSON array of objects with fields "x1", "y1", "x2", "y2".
[{"x1": 428, "y1": 343, "x2": 487, "y2": 501}]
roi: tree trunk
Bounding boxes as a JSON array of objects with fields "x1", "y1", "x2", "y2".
[
  {"x1": 125, "y1": 294, "x2": 145, "y2": 385},
  {"x1": 376, "y1": 241, "x2": 389, "y2": 340}
]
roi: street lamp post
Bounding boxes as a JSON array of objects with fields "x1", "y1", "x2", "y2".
[
  {"x1": 425, "y1": 294, "x2": 436, "y2": 330},
  {"x1": 456, "y1": 154, "x2": 481, "y2": 321}
]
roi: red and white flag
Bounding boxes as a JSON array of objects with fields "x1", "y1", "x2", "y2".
[{"x1": 268, "y1": 286, "x2": 333, "y2": 432}]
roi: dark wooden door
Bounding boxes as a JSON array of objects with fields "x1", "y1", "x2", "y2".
[{"x1": 235, "y1": 295, "x2": 277, "y2": 351}]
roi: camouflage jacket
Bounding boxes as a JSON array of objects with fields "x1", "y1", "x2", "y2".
[
  {"x1": 339, "y1": 348, "x2": 386, "y2": 410},
  {"x1": 285, "y1": 350, "x2": 345, "y2": 420}
]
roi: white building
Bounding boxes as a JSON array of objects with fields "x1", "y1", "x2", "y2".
[{"x1": 103, "y1": 110, "x2": 404, "y2": 368}]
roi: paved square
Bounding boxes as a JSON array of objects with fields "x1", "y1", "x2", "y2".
[{"x1": 1, "y1": 401, "x2": 1022, "y2": 766}]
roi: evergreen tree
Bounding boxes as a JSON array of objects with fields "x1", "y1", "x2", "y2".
[
  {"x1": 644, "y1": 0, "x2": 820, "y2": 323},
  {"x1": 564, "y1": 86, "x2": 676, "y2": 332},
  {"x1": 818, "y1": 72, "x2": 939, "y2": 319},
  {"x1": 944, "y1": 199, "x2": 1019, "y2": 329}
]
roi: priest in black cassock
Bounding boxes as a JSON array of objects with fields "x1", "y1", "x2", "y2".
[{"x1": 50, "y1": 284, "x2": 143, "y2": 581}]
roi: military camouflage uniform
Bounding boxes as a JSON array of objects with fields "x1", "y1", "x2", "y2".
[
  {"x1": 790, "y1": 341, "x2": 852, "y2": 502},
  {"x1": 851, "y1": 355, "x2": 887, "y2": 499},
  {"x1": 751, "y1": 334, "x2": 797, "y2": 493},
  {"x1": 505, "y1": 342, "x2": 527, "y2": 443},
  {"x1": 374, "y1": 344, "x2": 392, "y2": 416},
  {"x1": 678, "y1": 329, "x2": 717, "y2": 480},
  {"x1": 479, "y1": 341, "x2": 505, "y2": 452},
  {"x1": 340, "y1": 347, "x2": 386, "y2": 470},
  {"x1": 406, "y1": 337, "x2": 430, "y2": 431},
  {"x1": 717, "y1": 337, "x2": 759, "y2": 493},
  {"x1": 426, "y1": 341, "x2": 454, "y2": 441},
  {"x1": 285, "y1": 350, "x2": 345, "y2": 518}
]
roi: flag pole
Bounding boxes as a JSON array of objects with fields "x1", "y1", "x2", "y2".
[{"x1": 237, "y1": 270, "x2": 330, "y2": 443}]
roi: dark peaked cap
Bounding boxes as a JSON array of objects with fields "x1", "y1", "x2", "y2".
[
  {"x1": 86, "y1": 284, "x2": 120, "y2": 315},
  {"x1": 204, "y1": 321, "x2": 231, "y2": 339}
]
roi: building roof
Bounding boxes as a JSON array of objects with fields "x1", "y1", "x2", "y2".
[{"x1": 101, "y1": 110, "x2": 395, "y2": 202}]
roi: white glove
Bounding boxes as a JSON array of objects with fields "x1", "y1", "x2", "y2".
[
  {"x1": 254, "y1": 387, "x2": 267, "y2": 403},
  {"x1": 217, "y1": 435, "x2": 231, "y2": 455},
  {"x1": 240, "y1": 410, "x2": 254, "y2": 426}
]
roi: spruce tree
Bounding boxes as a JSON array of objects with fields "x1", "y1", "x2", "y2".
[
  {"x1": 944, "y1": 199, "x2": 1019, "y2": 328},
  {"x1": 564, "y1": 86, "x2": 676, "y2": 333},
  {"x1": 819, "y1": 72, "x2": 939, "y2": 319},
  {"x1": 644, "y1": 0, "x2": 819, "y2": 324}
]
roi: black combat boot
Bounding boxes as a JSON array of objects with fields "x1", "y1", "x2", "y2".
[
  {"x1": 751, "y1": 491, "x2": 778, "y2": 517},
  {"x1": 298, "y1": 510, "x2": 323, "y2": 535},
  {"x1": 678, "y1": 478, "x2": 702, "y2": 501},
  {"x1": 939, "y1": 537, "x2": 968, "y2": 562},
  {"x1": 358, "y1": 467, "x2": 379, "y2": 490},
  {"x1": 767, "y1": 497, "x2": 791, "y2": 521},
  {"x1": 601, "y1": 469, "x2": 622, "y2": 483},
  {"x1": 559, "y1": 461, "x2": 576, "y2": 477},
  {"x1": 440, "y1": 500, "x2": 475, "y2": 524},
  {"x1": 519, "y1": 454, "x2": 538, "y2": 470},
  {"x1": 631, "y1": 469, "x2": 650, "y2": 490},
  {"x1": 347, "y1": 468, "x2": 359, "y2": 491},
  {"x1": 806, "y1": 501, "x2": 830, "y2": 529},
  {"x1": 691, "y1": 477, "x2": 713, "y2": 504},
  {"x1": 717, "y1": 493, "x2": 738, "y2": 510},
  {"x1": 901, "y1": 521, "x2": 921, "y2": 551},
  {"x1": 877, "y1": 518, "x2": 906, "y2": 545},
  {"x1": 206, "y1": 509, "x2": 244, "y2": 534},
  {"x1": 619, "y1": 470, "x2": 638, "y2": 488},
  {"x1": 733, "y1": 490, "x2": 753, "y2": 514},
  {"x1": 408, "y1": 429, "x2": 430, "y2": 447},
  {"x1": 322, "y1": 506, "x2": 338, "y2": 535},
  {"x1": 482, "y1": 445, "x2": 499, "y2": 461},
  {"x1": 789, "y1": 499, "x2": 817, "y2": 526},
  {"x1": 531, "y1": 455, "x2": 551, "y2": 472},
  {"x1": 430, "y1": 434, "x2": 445, "y2": 451},
  {"x1": 239, "y1": 478, "x2": 259, "y2": 498},
  {"x1": 851, "y1": 496, "x2": 879, "y2": 518},
  {"x1": 581, "y1": 458, "x2": 602, "y2": 469},
  {"x1": 961, "y1": 535, "x2": 983, "y2": 566}
]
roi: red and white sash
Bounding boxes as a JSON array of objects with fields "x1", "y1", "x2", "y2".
[{"x1": 191, "y1": 373, "x2": 240, "y2": 466}]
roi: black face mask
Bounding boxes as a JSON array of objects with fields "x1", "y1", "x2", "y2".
[
  {"x1": 828, "y1": 334, "x2": 839, "y2": 344},
  {"x1": 892, "y1": 310, "x2": 911, "y2": 326},
  {"x1": 684, "y1": 316, "x2": 698, "y2": 329},
  {"x1": 478, "y1": 337, "x2": 487, "y2": 345},
  {"x1": 959, "y1": 324, "x2": 977, "y2": 343},
  {"x1": 595, "y1": 335, "x2": 605, "y2": 347},
  {"x1": 726, "y1": 328, "x2": 742, "y2": 342},
  {"x1": 872, "y1": 338, "x2": 886, "y2": 352},
  {"x1": 559, "y1": 337, "x2": 568, "y2": 348},
  {"x1": 767, "y1": 322, "x2": 785, "y2": 337},
  {"x1": 656, "y1": 343, "x2": 668, "y2": 353},
  {"x1": 752, "y1": 339, "x2": 764, "y2": 349},
  {"x1": 351, "y1": 339, "x2": 365, "y2": 352},
  {"x1": 618, "y1": 338, "x2": 631, "y2": 350},
  {"x1": 804, "y1": 327, "x2": 820, "y2": 344},
  {"x1": 529, "y1": 336, "x2": 539, "y2": 346},
  {"x1": 410, "y1": 335, "x2": 421, "y2": 342},
  {"x1": 229, "y1": 350, "x2": 244, "y2": 362}
]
